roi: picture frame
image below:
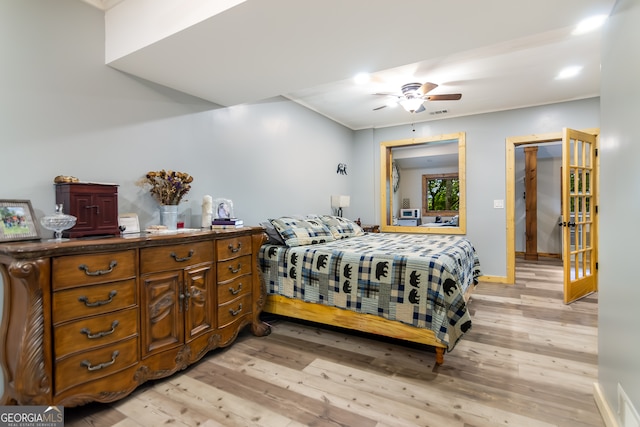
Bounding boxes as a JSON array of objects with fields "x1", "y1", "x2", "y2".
[
  {"x1": 0, "y1": 199, "x2": 41, "y2": 243},
  {"x1": 213, "y1": 198, "x2": 234, "y2": 219},
  {"x1": 118, "y1": 213, "x2": 140, "y2": 234}
]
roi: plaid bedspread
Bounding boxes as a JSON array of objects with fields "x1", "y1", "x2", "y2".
[{"x1": 259, "y1": 233, "x2": 481, "y2": 350}]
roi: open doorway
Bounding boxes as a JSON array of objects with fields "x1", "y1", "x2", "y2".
[{"x1": 506, "y1": 128, "x2": 599, "y2": 303}]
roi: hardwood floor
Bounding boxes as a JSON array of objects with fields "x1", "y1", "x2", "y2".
[{"x1": 65, "y1": 257, "x2": 601, "y2": 426}]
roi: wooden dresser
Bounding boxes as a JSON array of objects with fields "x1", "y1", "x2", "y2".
[{"x1": 0, "y1": 227, "x2": 269, "y2": 406}]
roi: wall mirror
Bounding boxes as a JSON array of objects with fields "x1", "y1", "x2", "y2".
[{"x1": 380, "y1": 132, "x2": 466, "y2": 234}]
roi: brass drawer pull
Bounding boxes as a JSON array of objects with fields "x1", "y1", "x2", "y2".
[
  {"x1": 78, "y1": 290, "x2": 117, "y2": 307},
  {"x1": 228, "y1": 242, "x2": 242, "y2": 253},
  {"x1": 229, "y1": 303, "x2": 243, "y2": 316},
  {"x1": 228, "y1": 263, "x2": 242, "y2": 274},
  {"x1": 81, "y1": 350, "x2": 119, "y2": 371},
  {"x1": 171, "y1": 249, "x2": 194, "y2": 262},
  {"x1": 80, "y1": 320, "x2": 119, "y2": 339},
  {"x1": 78, "y1": 260, "x2": 118, "y2": 276},
  {"x1": 228, "y1": 283, "x2": 243, "y2": 295}
]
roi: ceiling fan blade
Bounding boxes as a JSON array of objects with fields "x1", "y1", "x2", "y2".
[
  {"x1": 373, "y1": 105, "x2": 387, "y2": 111},
  {"x1": 373, "y1": 92, "x2": 400, "y2": 96},
  {"x1": 426, "y1": 94, "x2": 462, "y2": 101},
  {"x1": 419, "y1": 82, "x2": 438, "y2": 95},
  {"x1": 414, "y1": 104, "x2": 426, "y2": 113}
]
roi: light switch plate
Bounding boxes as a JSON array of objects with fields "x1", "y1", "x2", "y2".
[{"x1": 493, "y1": 199, "x2": 504, "y2": 209}]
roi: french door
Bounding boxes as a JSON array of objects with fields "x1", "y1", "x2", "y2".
[{"x1": 561, "y1": 128, "x2": 598, "y2": 304}]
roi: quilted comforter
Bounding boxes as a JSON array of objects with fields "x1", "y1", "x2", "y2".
[{"x1": 259, "y1": 233, "x2": 481, "y2": 350}]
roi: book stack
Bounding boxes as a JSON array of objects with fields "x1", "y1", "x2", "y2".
[{"x1": 211, "y1": 218, "x2": 244, "y2": 229}]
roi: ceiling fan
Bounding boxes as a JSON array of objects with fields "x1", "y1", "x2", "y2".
[{"x1": 373, "y1": 82, "x2": 462, "y2": 113}]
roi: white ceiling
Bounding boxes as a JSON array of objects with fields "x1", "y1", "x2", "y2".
[{"x1": 87, "y1": 0, "x2": 615, "y2": 130}]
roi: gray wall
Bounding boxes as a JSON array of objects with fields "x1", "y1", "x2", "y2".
[
  {"x1": 599, "y1": 0, "x2": 640, "y2": 420},
  {"x1": 0, "y1": 0, "x2": 354, "y2": 231},
  {"x1": 353, "y1": 100, "x2": 599, "y2": 277}
]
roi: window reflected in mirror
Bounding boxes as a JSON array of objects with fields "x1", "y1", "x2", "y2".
[
  {"x1": 423, "y1": 173, "x2": 459, "y2": 215},
  {"x1": 380, "y1": 132, "x2": 466, "y2": 234}
]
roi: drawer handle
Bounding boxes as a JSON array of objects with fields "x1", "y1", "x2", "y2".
[
  {"x1": 80, "y1": 320, "x2": 119, "y2": 339},
  {"x1": 78, "y1": 260, "x2": 118, "y2": 276},
  {"x1": 228, "y1": 263, "x2": 242, "y2": 274},
  {"x1": 228, "y1": 242, "x2": 242, "y2": 253},
  {"x1": 171, "y1": 250, "x2": 194, "y2": 262},
  {"x1": 228, "y1": 283, "x2": 243, "y2": 295},
  {"x1": 81, "y1": 350, "x2": 119, "y2": 372},
  {"x1": 78, "y1": 290, "x2": 117, "y2": 307},
  {"x1": 229, "y1": 303, "x2": 243, "y2": 316}
]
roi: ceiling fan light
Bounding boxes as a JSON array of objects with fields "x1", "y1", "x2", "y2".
[
  {"x1": 400, "y1": 98, "x2": 424, "y2": 113},
  {"x1": 385, "y1": 99, "x2": 399, "y2": 108}
]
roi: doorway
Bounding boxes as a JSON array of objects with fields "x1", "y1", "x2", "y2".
[{"x1": 506, "y1": 128, "x2": 599, "y2": 303}]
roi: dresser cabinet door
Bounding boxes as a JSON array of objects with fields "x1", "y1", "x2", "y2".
[
  {"x1": 184, "y1": 264, "x2": 215, "y2": 342},
  {"x1": 140, "y1": 270, "x2": 184, "y2": 356}
]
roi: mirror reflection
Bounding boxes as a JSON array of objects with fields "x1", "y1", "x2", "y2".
[{"x1": 380, "y1": 132, "x2": 466, "y2": 234}]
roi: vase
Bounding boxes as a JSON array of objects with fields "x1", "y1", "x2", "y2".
[{"x1": 159, "y1": 205, "x2": 179, "y2": 230}]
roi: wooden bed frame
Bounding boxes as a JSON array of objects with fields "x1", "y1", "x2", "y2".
[{"x1": 263, "y1": 283, "x2": 476, "y2": 365}]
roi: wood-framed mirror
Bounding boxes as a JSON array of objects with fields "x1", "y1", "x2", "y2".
[{"x1": 380, "y1": 132, "x2": 466, "y2": 234}]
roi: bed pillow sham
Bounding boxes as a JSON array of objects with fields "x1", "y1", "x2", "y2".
[
  {"x1": 260, "y1": 221, "x2": 286, "y2": 245},
  {"x1": 320, "y1": 215, "x2": 365, "y2": 239},
  {"x1": 270, "y1": 216, "x2": 335, "y2": 247}
]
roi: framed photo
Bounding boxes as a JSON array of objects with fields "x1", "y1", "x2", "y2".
[
  {"x1": 213, "y1": 198, "x2": 234, "y2": 219},
  {"x1": 0, "y1": 199, "x2": 40, "y2": 242},
  {"x1": 118, "y1": 213, "x2": 140, "y2": 234}
]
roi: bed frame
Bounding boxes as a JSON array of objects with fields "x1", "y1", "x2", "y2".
[{"x1": 263, "y1": 283, "x2": 475, "y2": 365}]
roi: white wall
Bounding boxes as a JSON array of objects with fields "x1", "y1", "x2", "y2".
[{"x1": 599, "y1": 0, "x2": 640, "y2": 420}]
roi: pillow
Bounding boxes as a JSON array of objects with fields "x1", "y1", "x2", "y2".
[
  {"x1": 259, "y1": 221, "x2": 285, "y2": 245},
  {"x1": 320, "y1": 215, "x2": 365, "y2": 239},
  {"x1": 270, "y1": 216, "x2": 335, "y2": 247}
]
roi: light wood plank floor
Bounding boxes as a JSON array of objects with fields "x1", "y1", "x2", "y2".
[{"x1": 65, "y1": 257, "x2": 601, "y2": 426}]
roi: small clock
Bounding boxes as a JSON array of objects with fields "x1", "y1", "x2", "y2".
[{"x1": 392, "y1": 161, "x2": 400, "y2": 192}]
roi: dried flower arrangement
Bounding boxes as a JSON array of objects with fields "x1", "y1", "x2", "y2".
[{"x1": 140, "y1": 169, "x2": 193, "y2": 205}]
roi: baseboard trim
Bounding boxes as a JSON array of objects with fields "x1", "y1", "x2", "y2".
[
  {"x1": 594, "y1": 382, "x2": 619, "y2": 427},
  {"x1": 477, "y1": 275, "x2": 509, "y2": 284}
]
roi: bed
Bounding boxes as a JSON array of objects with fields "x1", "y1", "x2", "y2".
[{"x1": 258, "y1": 215, "x2": 481, "y2": 364}]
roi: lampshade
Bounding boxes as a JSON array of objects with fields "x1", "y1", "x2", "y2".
[
  {"x1": 331, "y1": 195, "x2": 350, "y2": 208},
  {"x1": 400, "y1": 98, "x2": 424, "y2": 113}
]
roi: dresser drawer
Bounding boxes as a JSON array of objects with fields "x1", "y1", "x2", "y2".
[
  {"x1": 217, "y1": 275, "x2": 251, "y2": 305},
  {"x1": 55, "y1": 336, "x2": 138, "y2": 394},
  {"x1": 54, "y1": 307, "x2": 138, "y2": 359},
  {"x1": 217, "y1": 255, "x2": 252, "y2": 283},
  {"x1": 216, "y1": 236, "x2": 251, "y2": 261},
  {"x1": 218, "y1": 293, "x2": 252, "y2": 328},
  {"x1": 52, "y1": 250, "x2": 136, "y2": 290},
  {"x1": 140, "y1": 241, "x2": 213, "y2": 274},
  {"x1": 53, "y1": 279, "x2": 136, "y2": 325}
]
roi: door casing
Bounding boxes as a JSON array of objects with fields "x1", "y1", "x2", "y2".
[{"x1": 505, "y1": 128, "x2": 599, "y2": 289}]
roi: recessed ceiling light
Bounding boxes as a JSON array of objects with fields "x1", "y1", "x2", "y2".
[
  {"x1": 556, "y1": 66, "x2": 583, "y2": 79},
  {"x1": 354, "y1": 73, "x2": 370, "y2": 84},
  {"x1": 572, "y1": 14, "x2": 608, "y2": 35}
]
